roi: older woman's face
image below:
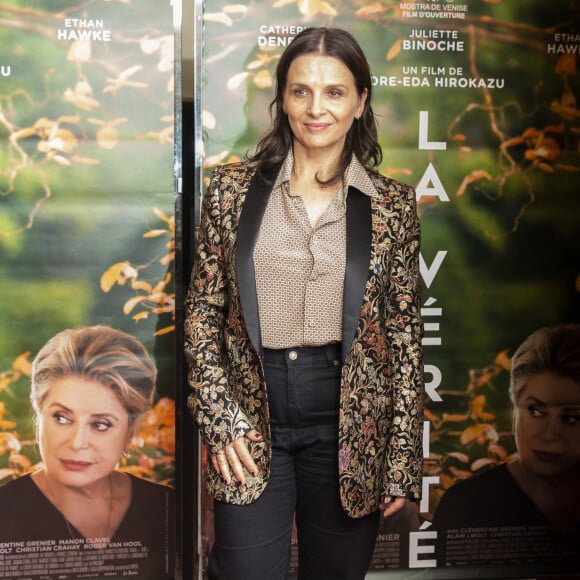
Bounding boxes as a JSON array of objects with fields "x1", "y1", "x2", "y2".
[
  {"x1": 514, "y1": 371, "x2": 580, "y2": 478},
  {"x1": 37, "y1": 375, "x2": 131, "y2": 489},
  {"x1": 282, "y1": 54, "x2": 366, "y2": 159}
]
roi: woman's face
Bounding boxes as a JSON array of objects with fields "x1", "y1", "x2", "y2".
[
  {"x1": 282, "y1": 54, "x2": 367, "y2": 159},
  {"x1": 514, "y1": 371, "x2": 580, "y2": 479},
  {"x1": 37, "y1": 375, "x2": 131, "y2": 489}
]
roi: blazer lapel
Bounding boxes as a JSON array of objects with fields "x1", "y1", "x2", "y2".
[
  {"x1": 342, "y1": 187, "x2": 372, "y2": 362},
  {"x1": 236, "y1": 166, "x2": 282, "y2": 358}
]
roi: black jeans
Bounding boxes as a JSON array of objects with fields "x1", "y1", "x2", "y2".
[{"x1": 208, "y1": 343, "x2": 380, "y2": 580}]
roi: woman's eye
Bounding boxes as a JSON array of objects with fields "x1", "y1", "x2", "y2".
[
  {"x1": 328, "y1": 90, "x2": 342, "y2": 97},
  {"x1": 293, "y1": 88, "x2": 307, "y2": 97},
  {"x1": 562, "y1": 414, "x2": 579, "y2": 426},
  {"x1": 93, "y1": 421, "x2": 112, "y2": 432},
  {"x1": 53, "y1": 412, "x2": 72, "y2": 425},
  {"x1": 527, "y1": 405, "x2": 545, "y2": 418}
]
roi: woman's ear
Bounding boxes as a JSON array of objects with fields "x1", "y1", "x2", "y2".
[{"x1": 355, "y1": 88, "x2": 368, "y2": 119}]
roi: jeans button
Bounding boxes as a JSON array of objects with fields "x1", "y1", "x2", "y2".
[{"x1": 288, "y1": 350, "x2": 298, "y2": 361}]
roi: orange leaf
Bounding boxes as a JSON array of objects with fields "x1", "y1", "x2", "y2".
[
  {"x1": 446, "y1": 451, "x2": 469, "y2": 463},
  {"x1": 0, "y1": 468, "x2": 18, "y2": 482},
  {"x1": 144, "y1": 229, "x2": 168, "y2": 238},
  {"x1": 154, "y1": 325, "x2": 175, "y2": 336},
  {"x1": 0, "y1": 377, "x2": 13, "y2": 393},
  {"x1": 10, "y1": 453, "x2": 31, "y2": 469},
  {"x1": 227, "y1": 71, "x2": 250, "y2": 91},
  {"x1": 123, "y1": 295, "x2": 147, "y2": 315},
  {"x1": 356, "y1": 2, "x2": 388, "y2": 18},
  {"x1": 13, "y1": 352, "x2": 32, "y2": 376},
  {"x1": 488, "y1": 443, "x2": 509, "y2": 460},
  {"x1": 153, "y1": 207, "x2": 170, "y2": 224},
  {"x1": 386, "y1": 39, "x2": 402, "y2": 61},
  {"x1": 474, "y1": 370, "x2": 495, "y2": 388},
  {"x1": 449, "y1": 466, "x2": 472, "y2": 480},
  {"x1": 471, "y1": 457, "x2": 495, "y2": 471},
  {"x1": 298, "y1": 0, "x2": 336, "y2": 17},
  {"x1": 131, "y1": 280, "x2": 153, "y2": 292},
  {"x1": 101, "y1": 261, "x2": 138, "y2": 292},
  {"x1": 471, "y1": 395, "x2": 495, "y2": 420},
  {"x1": 442, "y1": 413, "x2": 468, "y2": 423},
  {"x1": 254, "y1": 70, "x2": 272, "y2": 89},
  {"x1": 460, "y1": 424, "x2": 498, "y2": 445},
  {"x1": 494, "y1": 348, "x2": 511, "y2": 371},
  {"x1": 439, "y1": 472, "x2": 455, "y2": 490},
  {"x1": 424, "y1": 408, "x2": 438, "y2": 423}
]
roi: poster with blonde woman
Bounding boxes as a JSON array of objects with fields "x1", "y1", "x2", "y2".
[
  {"x1": 432, "y1": 324, "x2": 580, "y2": 575},
  {"x1": 0, "y1": 326, "x2": 175, "y2": 580}
]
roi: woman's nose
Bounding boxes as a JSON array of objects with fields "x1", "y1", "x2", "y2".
[
  {"x1": 71, "y1": 424, "x2": 90, "y2": 449},
  {"x1": 542, "y1": 416, "x2": 562, "y2": 441},
  {"x1": 307, "y1": 92, "x2": 323, "y2": 115}
]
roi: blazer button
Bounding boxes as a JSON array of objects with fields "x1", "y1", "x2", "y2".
[{"x1": 288, "y1": 350, "x2": 298, "y2": 361}]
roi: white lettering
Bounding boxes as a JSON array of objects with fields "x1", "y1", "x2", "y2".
[
  {"x1": 409, "y1": 529, "x2": 437, "y2": 568},
  {"x1": 424, "y1": 364, "x2": 442, "y2": 402},
  {"x1": 420, "y1": 476, "x2": 440, "y2": 513},
  {"x1": 416, "y1": 163, "x2": 449, "y2": 202},
  {"x1": 419, "y1": 111, "x2": 446, "y2": 150},
  {"x1": 420, "y1": 250, "x2": 447, "y2": 288}
]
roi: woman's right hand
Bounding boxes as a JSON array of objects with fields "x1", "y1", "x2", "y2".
[{"x1": 210, "y1": 429, "x2": 263, "y2": 485}]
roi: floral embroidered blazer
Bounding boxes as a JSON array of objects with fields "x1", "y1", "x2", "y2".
[{"x1": 184, "y1": 160, "x2": 424, "y2": 518}]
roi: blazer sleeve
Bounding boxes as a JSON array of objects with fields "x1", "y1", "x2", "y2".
[
  {"x1": 184, "y1": 169, "x2": 254, "y2": 453},
  {"x1": 383, "y1": 186, "x2": 424, "y2": 500}
]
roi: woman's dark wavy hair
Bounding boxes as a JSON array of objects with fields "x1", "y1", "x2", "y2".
[{"x1": 248, "y1": 27, "x2": 382, "y2": 185}]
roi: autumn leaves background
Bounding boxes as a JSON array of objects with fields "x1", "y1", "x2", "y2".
[
  {"x1": 199, "y1": 0, "x2": 580, "y2": 525},
  {"x1": 0, "y1": 0, "x2": 579, "y2": 545},
  {"x1": 0, "y1": 0, "x2": 175, "y2": 487}
]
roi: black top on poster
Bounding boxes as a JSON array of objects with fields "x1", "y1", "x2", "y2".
[
  {"x1": 0, "y1": 474, "x2": 175, "y2": 580},
  {"x1": 433, "y1": 464, "x2": 580, "y2": 572}
]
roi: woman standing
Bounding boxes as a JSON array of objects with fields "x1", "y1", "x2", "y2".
[{"x1": 185, "y1": 27, "x2": 424, "y2": 580}]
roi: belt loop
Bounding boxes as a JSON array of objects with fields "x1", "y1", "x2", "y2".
[{"x1": 325, "y1": 343, "x2": 342, "y2": 367}]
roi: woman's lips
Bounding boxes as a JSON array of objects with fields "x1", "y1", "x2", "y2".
[
  {"x1": 60, "y1": 459, "x2": 92, "y2": 471},
  {"x1": 533, "y1": 450, "x2": 561, "y2": 463},
  {"x1": 304, "y1": 123, "x2": 330, "y2": 131}
]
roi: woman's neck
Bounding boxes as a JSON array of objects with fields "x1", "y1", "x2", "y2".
[
  {"x1": 291, "y1": 143, "x2": 343, "y2": 186},
  {"x1": 508, "y1": 460, "x2": 580, "y2": 532},
  {"x1": 32, "y1": 469, "x2": 131, "y2": 546},
  {"x1": 36, "y1": 468, "x2": 112, "y2": 501}
]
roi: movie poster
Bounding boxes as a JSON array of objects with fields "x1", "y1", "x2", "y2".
[
  {"x1": 0, "y1": 1, "x2": 176, "y2": 578},
  {"x1": 195, "y1": 0, "x2": 579, "y2": 578}
]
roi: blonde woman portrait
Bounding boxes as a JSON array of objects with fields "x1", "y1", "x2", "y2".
[
  {"x1": 0, "y1": 325, "x2": 175, "y2": 580},
  {"x1": 433, "y1": 324, "x2": 580, "y2": 570}
]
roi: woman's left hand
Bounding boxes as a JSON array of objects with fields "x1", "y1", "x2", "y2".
[
  {"x1": 380, "y1": 496, "x2": 408, "y2": 518},
  {"x1": 210, "y1": 429, "x2": 263, "y2": 486}
]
